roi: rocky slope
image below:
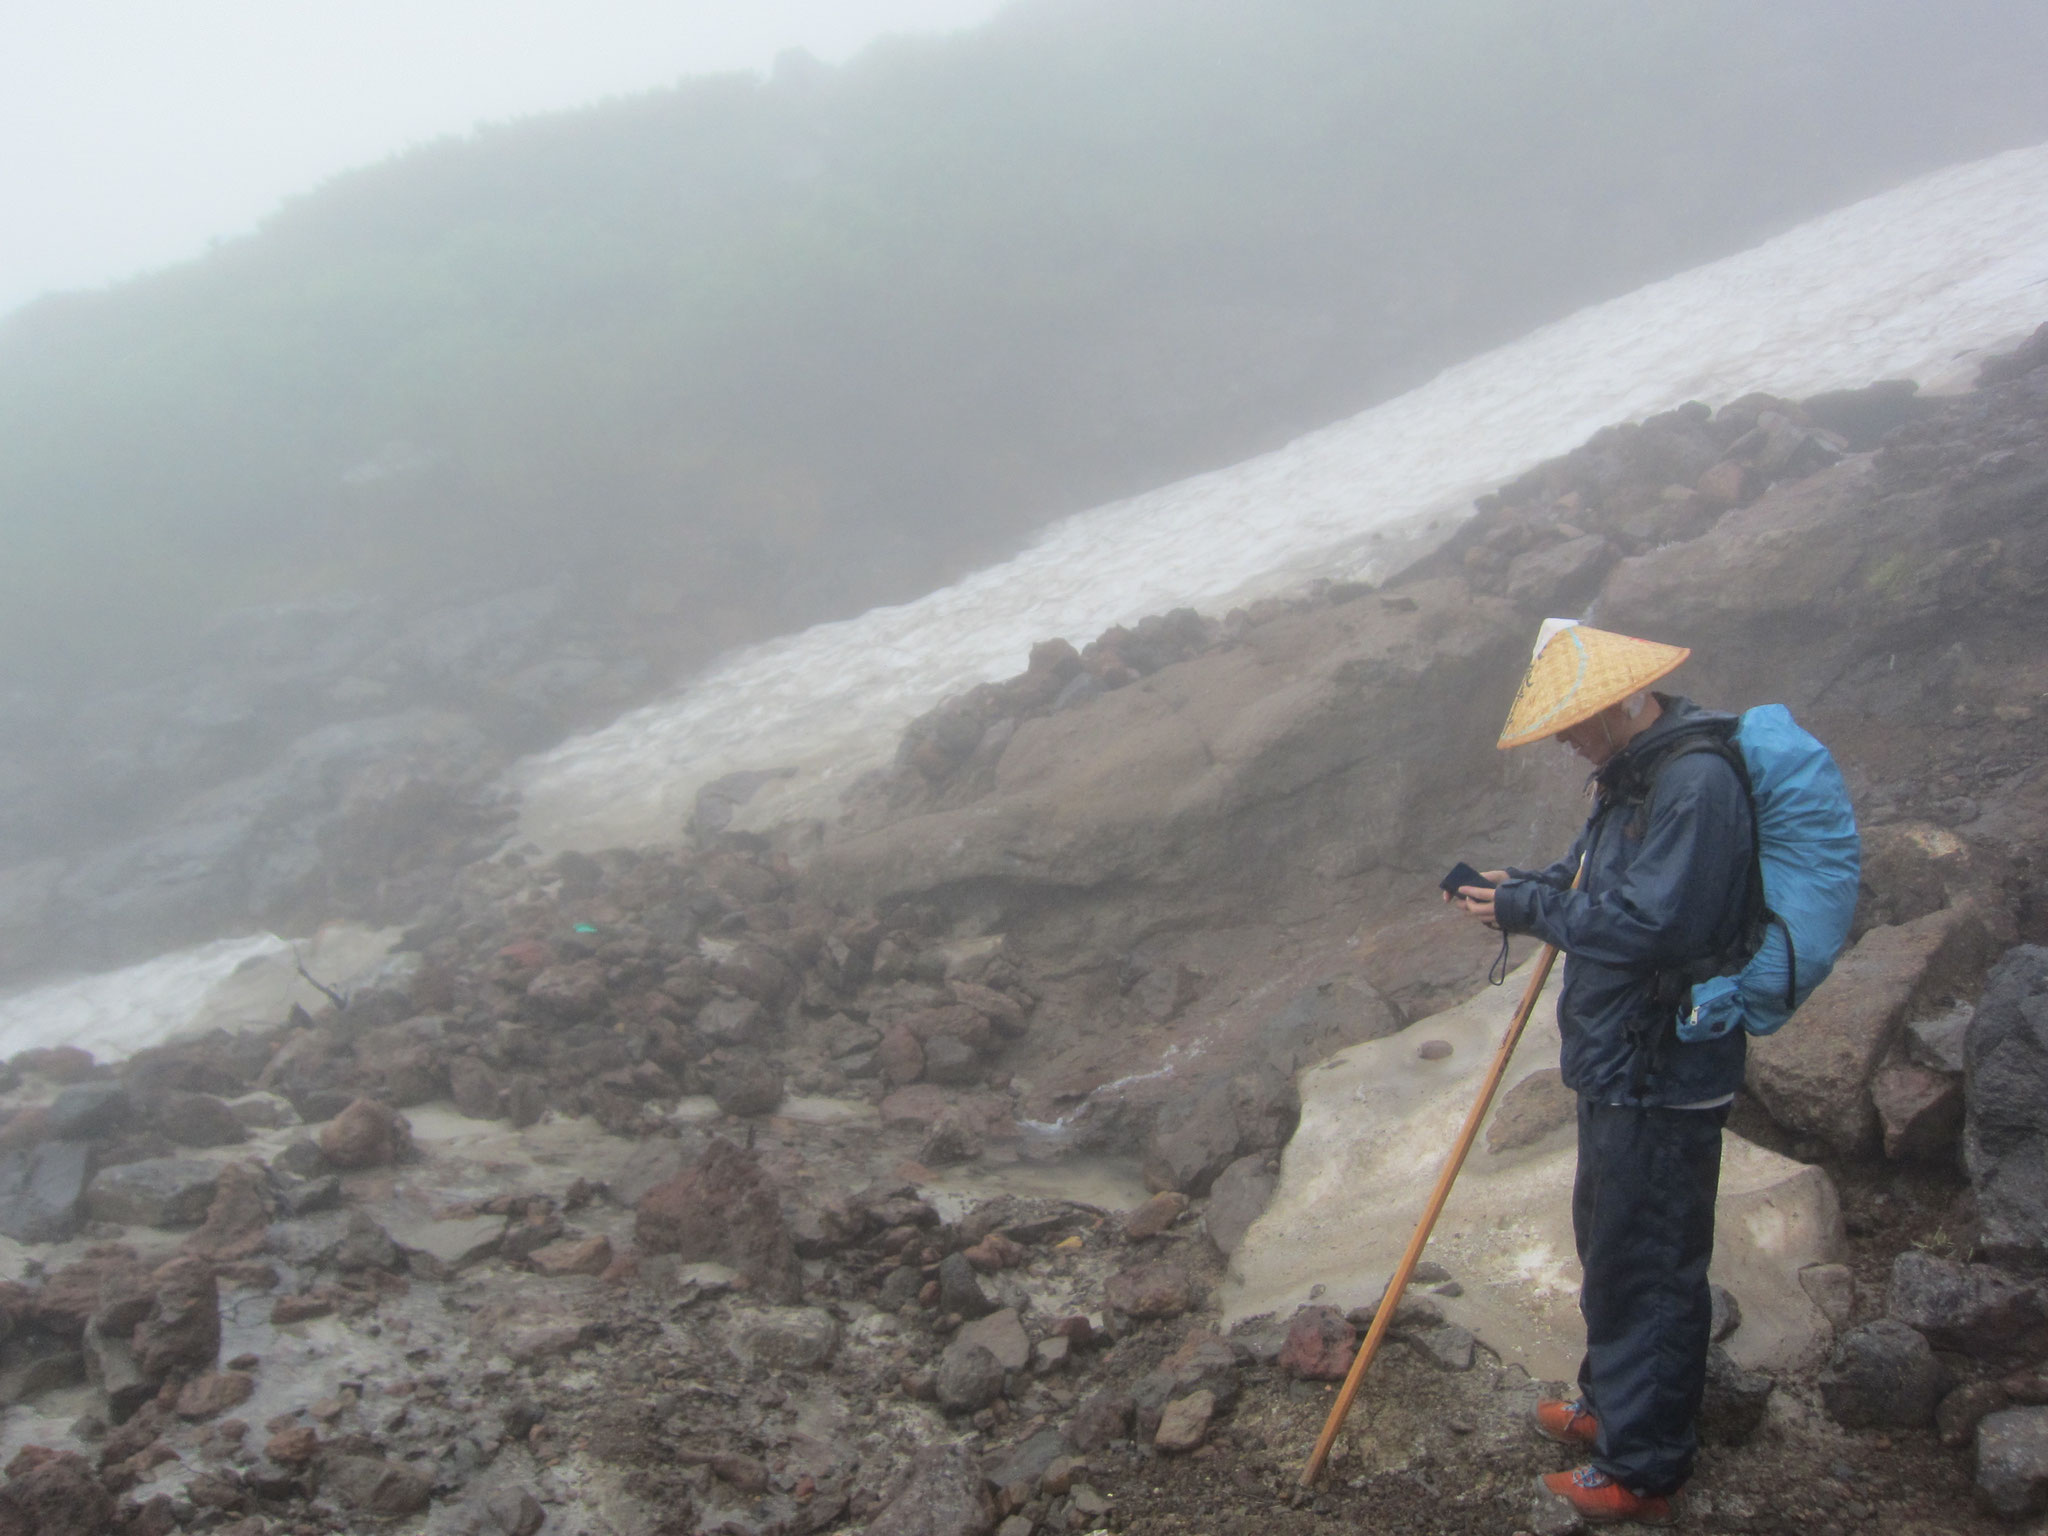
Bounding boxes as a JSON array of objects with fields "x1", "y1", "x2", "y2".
[{"x1": 0, "y1": 324, "x2": 2042, "y2": 1533}]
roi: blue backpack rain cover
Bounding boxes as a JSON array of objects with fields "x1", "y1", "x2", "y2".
[{"x1": 1677, "y1": 705, "x2": 1861, "y2": 1042}]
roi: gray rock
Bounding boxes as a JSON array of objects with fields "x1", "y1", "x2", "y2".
[
  {"x1": 937, "y1": 1342, "x2": 1006, "y2": 1413},
  {"x1": 0, "y1": 1140, "x2": 91, "y2": 1242},
  {"x1": 1154, "y1": 1389, "x2": 1214, "y2": 1452},
  {"x1": 921, "y1": 1036, "x2": 983, "y2": 1086},
  {"x1": 1748, "y1": 908, "x2": 1998, "y2": 1155},
  {"x1": 1709, "y1": 1284, "x2": 1742, "y2": 1343},
  {"x1": 1977, "y1": 1407, "x2": 2048, "y2": 1518},
  {"x1": 1203, "y1": 1153, "x2": 1275, "y2": 1258},
  {"x1": 321, "y1": 1454, "x2": 434, "y2": 1517},
  {"x1": 1939, "y1": 1381, "x2": 2011, "y2": 1449},
  {"x1": 954, "y1": 1308, "x2": 1030, "y2": 1372},
  {"x1": 1818, "y1": 1319, "x2": 1949, "y2": 1428},
  {"x1": 48, "y1": 1082, "x2": 130, "y2": 1139},
  {"x1": 1698, "y1": 1345, "x2": 1773, "y2": 1445},
  {"x1": 83, "y1": 1157, "x2": 220, "y2": 1227},
  {"x1": 378, "y1": 1208, "x2": 504, "y2": 1278},
  {"x1": 710, "y1": 1052, "x2": 784, "y2": 1117},
  {"x1": 1888, "y1": 1250, "x2": 2042, "y2": 1356},
  {"x1": 1965, "y1": 946, "x2": 2048, "y2": 1263},
  {"x1": 1407, "y1": 1322, "x2": 1476, "y2": 1371},
  {"x1": 865, "y1": 1443, "x2": 995, "y2": 1536},
  {"x1": 1527, "y1": 1478, "x2": 1588, "y2": 1536},
  {"x1": 333, "y1": 1210, "x2": 405, "y2": 1273},
  {"x1": 154, "y1": 1090, "x2": 248, "y2": 1148},
  {"x1": 1799, "y1": 1262, "x2": 1857, "y2": 1328},
  {"x1": 982, "y1": 1426, "x2": 1065, "y2": 1495},
  {"x1": 738, "y1": 1308, "x2": 840, "y2": 1372},
  {"x1": 1142, "y1": 1062, "x2": 1298, "y2": 1195},
  {"x1": 1486, "y1": 1068, "x2": 1576, "y2": 1154},
  {"x1": 82, "y1": 1315, "x2": 154, "y2": 1422},
  {"x1": 937, "y1": 1252, "x2": 995, "y2": 1319},
  {"x1": 1907, "y1": 1005, "x2": 1971, "y2": 1075},
  {"x1": 1872, "y1": 1063, "x2": 1963, "y2": 1161}
]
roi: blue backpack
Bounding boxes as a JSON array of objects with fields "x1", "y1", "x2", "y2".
[{"x1": 1669, "y1": 705, "x2": 1861, "y2": 1041}]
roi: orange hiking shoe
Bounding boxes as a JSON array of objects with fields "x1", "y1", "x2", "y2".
[
  {"x1": 1538, "y1": 1465, "x2": 1676, "y2": 1526},
  {"x1": 1533, "y1": 1397, "x2": 1599, "y2": 1448}
]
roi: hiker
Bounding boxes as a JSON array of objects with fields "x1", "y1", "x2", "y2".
[{"x1": 1446, "y1": 619, "x2": 1753, "y2": 1526}]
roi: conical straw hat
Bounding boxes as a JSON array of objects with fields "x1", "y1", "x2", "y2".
[{"x1": 1496, "y1": 620, "x2": 1691, "y2": 749}]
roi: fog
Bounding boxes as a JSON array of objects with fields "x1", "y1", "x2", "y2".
[
  {"x1": 4, "y1": 0, "x2": 2048, "y2": 994},
  {"x1": 1, "y1": 0, "x2": 1009, "y2": 316}
]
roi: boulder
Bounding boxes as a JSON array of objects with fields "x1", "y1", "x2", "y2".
[
  {"x1": 1153, "y1": 1389, "x2": 1215, "y2": 1452},
  {"x1": 175, "y1": 1368, "x2": 255, "y2": 1420},
  {"x1": 1121, "y1": 1191, "x2": 1189, "y2": 1240},
  {"x1": 1277, "y1": 1305, "x2": 1356, "y2": 1381},
  {"x1": 1698, "y1": 1346, "x2": 1773, "y2": 1445},
  {"x1": 132, "y1": 1256, "x2": 222, "y2": 1381},
  {"x1": 316, "y1": 1097, "x2": 410, "y2": 1169},
  {"x1": 320, "y1": 1454, "x2": 434, "y2": 1517},
  {"x1": 47, "y1": 1082, "x2": 131, "y2": 1140},
  {"x1": 182, "y1": 1161, "x2": 275, "y2": 1262},
  {"x1": 1870, "y1": 1064, "x2": 1962, "y2": 1161},
  {"x1": 738, "y1": 1308, "x2": 841, "y2": 1372},
  {"x1": 1143, "y1": 1063, "x2": 1298, "y2": 1195},
  {"x1": 1977, "y1": 1407, "x2": 2048, "y2": 1519},
  {"x1": 865, "y1": 1443, "x2": 995, "y2": 1536},
  {"x1": 1203, "y1": 1154, "x2": 1275, "y2": 1258},
  {"x1": 1964, "y1": 946, "x2": 2048, "y2": 1263},
  {"x1": 709, "y1": 1052, "x2": 784, "y2": 1117},
  {"x1": 448, "y1": 1056, "x2": 503, "y2": 1120},
  {"x1": 1486, "y1": 1067, "x2": 1576, "y2": 1154},
  {"x1": 84, "y1": 1157, "x2": 220, "y2": 1227},
  {"x1": 1063, "y1": 1390, "x2": 1134, "y2": 1452},
  {"x1": 938, "y1": 1252, "x2": 996, "y2": 1318},
  {"x1": 953, "y1": 1308, "x2": 1030, "y2": 1372},
  {"x1": 525, "y1": 959, "x2": 609, "y2": 1021},
  {"x1": 0, "y1": 1449, "x2": 114, "y2": 1536},
  {"x1": 0, "y1": 1140, "x2": 91, "y2": 1242},
  {"x1": 154, "y1": 1091, "x2": 248, "y2": 1148},
  {"x1": 634, "y1": 1137, "x2": 802, "y2": 1304},
  {"x1": 936, "y1": 1341, "x2": 1005, "y2": 1412},
  {"x1": 1104, "y1": 1262, "x2": 1193, "y2": 1320},
  {"x1": 1747, "y1": 907, "x2": 1998, "y2": 1154},
  {"x1": 83, "y1": 1314, "x2": 153, "y2": 1420},
  {"x1": 1887, "y1": 1251, "x2": 2043, "y2": 1357},
  {"x1": 1818, "y1": 1320, "x2": 1948, "y2": 1428}
]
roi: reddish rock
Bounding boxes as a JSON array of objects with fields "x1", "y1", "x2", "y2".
[
  {"x1": 950, "y1": 981, "x2": 1030, "y2": 1038},
  {"x1": 176, "y1": 1370, "x2": 255, "y2": 1421},
  {"x1": 183, "y1": 1162, "x2": 273, "y2": 1263},
  {"x1": 634, "y1": 1137, "x2": 802, "y2": 1303},
  {"x1": 1278, "y1": 1305, "x2": 1357, "y2": 1381},
  {"x1": 1122, "y1": 1192, "x2": 1190, "y2": 1240},
  {"x1": 132, "y1": 1257, "x2": 221, "y2": 1382},
  {"x1": 526, "y1": 960, "x2": 609, "y2": 1021},
  {"x1": 265, "y1": 1426, "x2": 320, "y2": 1466},
  {"x1": 270, "y1": 1293, "x2": 336, "y2": 1325},
  {"x1": 0, "y1": 1448, "x2": 113, "y2": 1536},
  {"x1": 878, "y1": 1025, "x2": 925, "y2": 1087},
  {"x1": 34, "y1": 1245, "x2": 148, "y2": 1340},
  {"x1": 1103, "y1": 1262, "x2": 1193, "y2": 1320},
  {"x1": 528, "y1": 1235, "x2": 613, "y2": 1277},
  {"x1": 1063, "y1": 1390, "x2": 1135, "y2": 1452},
  {"x1": 316, "y1": 1098, "x2": 410, "y2": 1170},
  {"x1": 963, "y1": 1232, "x2": 1025, "y2": 1272}
]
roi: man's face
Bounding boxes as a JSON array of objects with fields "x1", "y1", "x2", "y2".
[{"x1": 1555, "y1": 711, "x2": 1616, "y2": 766}]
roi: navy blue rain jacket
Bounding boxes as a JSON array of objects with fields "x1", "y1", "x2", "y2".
[{"x1": 1491, "y1": 696, "x2": 1753, "y2": 1107}]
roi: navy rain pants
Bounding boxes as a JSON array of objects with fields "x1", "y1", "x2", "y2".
[{"x1": 1572, "y1": 1096, "x2": 1727, "y2": 1497}]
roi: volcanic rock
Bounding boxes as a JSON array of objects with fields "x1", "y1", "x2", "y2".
[
  {"x1": 85, "y1": 1157, "x2": 220, "y2": 1228},
  {"x1": 1153, "y1": 1389, "x2": 1214, "y2": 1452},
  {"x1": 1203, "y1": 1154, "x2": 1275, "y2": 1258},
  {"x1": 634, "y1": 1137, "x2": 802, "y2": 1303},
  {"x1": 1278, "y1": 1305, "x2": 1356, "y2": 1381},
  {"x1": 1964, "y1": 946, "x2": 2048, "y2": 1263},
  {"x1": 0, "y1": 1140, "x2": 91, "y2": 1242},
  {"x1": 0, "y1": 1449, "x2": 114, "y2": 1536},
  {"x1": 936, "y1": 1342, "x2": 1005, "y2": 1412},
  {"x1": 316, "y1": 1097, "x2": 410, "y2": 1169},
  {"x1": 1871, "y1": 1063, "x2": 1963, "y2": 1161},
  {"x1": 865, "y1": 1443, "x2": 995, "y2": 1536},
  {"x1": 321, "y1": 1454, "x2": 434, "y2": 1517},
  {"x1": 154, "y1": 1090, "x2": 248, "y2": 1148},
  {"x1": 1818, "y1": 1319, "x2": 1948, "y2": 1428},
  {"x1": 1886, "y1": 1250, "x2": 2043, "y2": 1356},
  {"x1": 1104, "y1": 1262, "x2": 1193, "y2": 1320},
  {"x1": 1977, "y1": 1407, "x2": 2048, "y2": 1518}
]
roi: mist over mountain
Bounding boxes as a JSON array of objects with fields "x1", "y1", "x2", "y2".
[{"x1": 6, "y1": 0, "x2": 2048, "y2": 695}]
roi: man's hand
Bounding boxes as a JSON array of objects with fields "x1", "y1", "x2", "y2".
[{"x1": 1441, "y1": 869, "x2": 1509, "y2": 926}]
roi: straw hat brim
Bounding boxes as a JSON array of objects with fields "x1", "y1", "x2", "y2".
[{"x1": 1497, "y1": 625, "x2": 1691, "y2": 749}]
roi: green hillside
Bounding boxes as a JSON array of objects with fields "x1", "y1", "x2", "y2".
[{"x1": 6, "y1": 0, "x2": 2048, "y2": 687}]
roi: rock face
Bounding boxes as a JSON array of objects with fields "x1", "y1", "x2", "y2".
[
  {"x1": 1964, "y1": 946, "x2": 2048, "y2": 1263},
  {"x1": 865, "y1": 1443, "x2": 995, "y2": 1536},
  {"x1": 1745, "y1": 908, "x2": 1998, "y2": 1154},
  {"x1": 634, "y1": 1137, "x2": 802, "y2": 1304},
  {"x1": 1818, "y1": 1320, "x2": 1948, "y2": 1429},
  {"x1": 1278, "y1": 1305, "x2": 1356, "y2": 1381}
]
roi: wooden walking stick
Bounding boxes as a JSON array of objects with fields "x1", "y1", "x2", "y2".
[{"x1": 1297, "y1": 862, "x2": 1582, "y2": 1491}]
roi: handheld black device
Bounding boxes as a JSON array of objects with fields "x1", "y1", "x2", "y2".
[{"x1": 1440, "y1": 861, "x2": 1494, "y2": 895}]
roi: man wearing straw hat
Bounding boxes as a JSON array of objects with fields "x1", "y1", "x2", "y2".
[{"x1": 1448, "y1": 619, "x2": 1754, "y2": 1526}]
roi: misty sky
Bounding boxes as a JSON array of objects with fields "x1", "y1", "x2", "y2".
[{"x1": 1, "y1": 0, "x2": 1011, "y2": 319}]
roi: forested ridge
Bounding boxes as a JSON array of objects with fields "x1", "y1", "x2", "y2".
[{"x1": 7, "y1": 0, "x2": 2048, "y2": 689}]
